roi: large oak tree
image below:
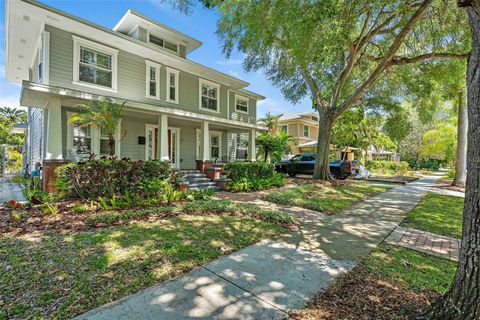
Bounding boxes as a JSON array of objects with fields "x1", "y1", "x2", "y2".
[{"x1": 191, "y1": 0, "x2": 469, "y2": 179}]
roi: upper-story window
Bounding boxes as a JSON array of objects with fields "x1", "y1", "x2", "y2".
[
  {"x1": 281, "y1": 125, "x2": 288, "y2": 133},
  {"x1": 73, "y1": 36, "x2": 118, "y2": 92},
  {"x1": 166, "y1": 67, "x2": 179, "y2": 103},
  {"x1": 235, "y1": 94, "x2": 249, "y2": 114},
  {"x1": 148, "y1": 33, "x2": 178, "y2": 53},
  {"x1": 145, "y1": 61, "x2": 161, "y2": 99},
  {"x1": 303, "y1": 125, "x2": 310, "y2": 138},
  {"x1": 199, "y1": 79, "x2": 220, "y2": 112}
]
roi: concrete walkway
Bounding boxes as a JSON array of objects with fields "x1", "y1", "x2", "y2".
[
  {"x1": 0, "y1": 176, "x2": 25, "y2": 203},
  {"x1": 385, "y1": 226, "x2": 460, "y2": 261},
  {"x1": 76, "y1": 174, "x2": 443, "y2": 320}
]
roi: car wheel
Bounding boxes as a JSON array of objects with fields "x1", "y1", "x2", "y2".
[
  {"x1": 288, "y1": 172, "x2": 296, "y2": 177},
  {"x1": 331, "y1": 169, "x2": 340, "y2": 179}
]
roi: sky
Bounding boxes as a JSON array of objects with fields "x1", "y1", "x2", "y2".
[{"x1": 0, "y1": 0, "x2": 313, "y2": 117}]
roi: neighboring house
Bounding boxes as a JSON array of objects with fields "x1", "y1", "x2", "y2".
[
  {"x1": 5, "y1": 0, "x2": 265, "y2": 190},
  {"x1": 278, "y1": 112, "x2": 355, "y2": 160},
  {"x1": 278, "y1": 112, "x2": 319, "y2": 155},
  {"x1": 366, "y1": 145, "x2": 396, "y2": 161}
]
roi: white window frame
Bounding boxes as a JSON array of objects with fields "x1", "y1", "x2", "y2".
[
  {"x1": 72, "y1": 36, "x2": 118, "y2": 92},
  {"x1": 195, "y1": 129, "x2": 222, "y2": 160},
  {"x1": 234, "y1": 93, "x2": 249, "y2": 114},
  {"x1": 145, "y1": 60, "x2": 161, "y2": 100},
  {"x1": 166, "y1": 67, "x2": 180, "y2": 104},
  {"x1": 199, "y1": 78, "x2": 220, "y2": 113},
  {"x1": 303, "y1": 125, "x2": 310, "y2": 138},
  {"x1": 67, "y1": 112, "x2": 121, "y2": 159}
]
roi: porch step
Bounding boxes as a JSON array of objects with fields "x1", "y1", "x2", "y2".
[
  {"x1": 186, "y1": 181, "x2": 218, "y2": 188},
  {"x1": 176, "y1": 169, "x2": 201, "y2": 174},
  {"x1": 184, "y1": 177, "x2": 211, "y2": 183},
  {"x1": 182, "y1": 173, "x2": 206, "y2": 178},
  {"x1": 189, "y1": 185, "x2": 222, "y2": 191}
]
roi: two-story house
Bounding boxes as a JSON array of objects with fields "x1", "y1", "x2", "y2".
[
  {"x1": 278, "y1": 112, "x2": 356, "y2": 160},
  {"x1": 5, "y1": 0, "x2": 266, "y2": 190}
]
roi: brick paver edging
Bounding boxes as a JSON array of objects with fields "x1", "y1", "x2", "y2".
[{"x1": 385, "y1": 226, "x2": 460, "y2": 261}]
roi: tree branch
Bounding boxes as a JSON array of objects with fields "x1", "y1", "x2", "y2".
[{"x1": 335, "y1": 0, "x2": 435, "y2": 116}]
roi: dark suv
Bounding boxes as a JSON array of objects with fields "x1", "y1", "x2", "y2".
[{"x1": 275, "y1": 153, "x2": 352, "y2": 179}]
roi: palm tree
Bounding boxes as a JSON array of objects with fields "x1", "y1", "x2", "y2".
[
  {"x1": 69, "y1": 98, "x2": 126, "y2": 156},
  {"x1": 0, "y1": 107, "x2": 26, "y2": 123},
  {"x1": 257, "y1": 112, "x2": 282, "y2": 135}
]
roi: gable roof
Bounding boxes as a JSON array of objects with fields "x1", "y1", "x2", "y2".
[{"x1": 278, "y1": 112, "x2": 318, "y2": 123}]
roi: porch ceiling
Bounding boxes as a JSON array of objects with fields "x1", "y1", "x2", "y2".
[{"x1": 20, "y1": 81, "x2": 267, "y2": 132}]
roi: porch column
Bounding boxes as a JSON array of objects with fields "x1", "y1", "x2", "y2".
[
  {"x1": 248, "y1": 129, "x2": 256, "y2": 162},
  {"x1": 43, "y1": 97, "x2": 67, "y2": 193},
  {"x1": 158, "y1": 114, "x2": 169, "y2": 161},
  {"x1": 200, "y1": 121, "x2": 210, "y2": 161},
  {"x1": 45, "y1": 97, "x2": 63, "y2": 160}
]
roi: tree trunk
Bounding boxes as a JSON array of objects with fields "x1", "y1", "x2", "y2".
[
  {"x1": 453, "y1": 89, "x2": 467, "y2": 187},
  {"x1": 421, "y1": 2, "x2": 480, "y2": 319},
  {"x1": 109, "y1": 136, "x2": 115, "y2": 156},
  {"x1": 313, "y1": 108, "x2": 335, "y2": 180}
]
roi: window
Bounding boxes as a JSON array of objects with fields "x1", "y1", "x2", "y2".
[
  {"x1": 199, "y1": 79, "x2": 220, "y2": 112},
  {"x1": 73, "y1": 36, "x2": 118, "y2": 91},
  {"x1": 301, "y1": 155, "x2": 315, "y2": 161},
  {"x1": 145, "y1": 61, "x2": 161, "y2": 99},
  {"x1": 235, "y1": 94, "x2": 249, "y2": 113},
  {"x1": 281, "y1": 125, "x2": 288, "y2": 133},
  {"x1": 148, "y1": 34, "x2": 178, "y2": 53},
  {"x1": 72, "y1": 124, "x2": 91, "y2": 156},
  {"x1": 100, "y1": 128, "x2": 113, "y2": 156},
  {"x1": 211, "y1": 134, "x2": 220, "y2": 159},
  {"x1": 166, "y1": 68, "x2": 179, "y2": 103},
  {"x1": 303, "y1": 125, "x2": 310, "y2": 137}
]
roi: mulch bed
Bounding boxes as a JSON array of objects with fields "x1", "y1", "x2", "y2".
[
  {"x1": 434, "y1": 180, "x2": 465, "y2": 193},
  {"x1": 0, "y1": 201, "x2": 176, "y2": 236},
  {"x1": 290, "y1": 264, "x2": 439, "y2": 320}
]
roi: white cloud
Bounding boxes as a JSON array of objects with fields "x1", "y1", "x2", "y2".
[{"x1": 216, "y1": 59, "x2": 243, "y2": 66}]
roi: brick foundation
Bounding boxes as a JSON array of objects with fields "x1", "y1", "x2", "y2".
[
  {"x1": 42, "y1": 159, "x2": 69, "y2": 193},
  {"x1": 195, "y1": 160, "x2": 215, "y2": 173},
  {"x1": 205, "y1": 166, "x2": 224, "y2": 180}
]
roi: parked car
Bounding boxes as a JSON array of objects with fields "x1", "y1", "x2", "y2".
[{"x1": 275, "y1": 153, "x2": 352, "y2": 179}]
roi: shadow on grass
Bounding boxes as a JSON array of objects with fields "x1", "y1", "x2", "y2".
[{"x1": 0, "y1": 215, "x2": 282, "y2": 319}]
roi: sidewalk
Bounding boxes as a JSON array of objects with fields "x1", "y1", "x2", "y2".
[
  {"x1": 76, "y1": 174, "x2": 442, "y2": 320},
  {"x1": 0, "y1": 176, "x2": 25, "y2": 203},
  {"x1": 385, "y1": 226, "x2": 460, "y2": 261}
]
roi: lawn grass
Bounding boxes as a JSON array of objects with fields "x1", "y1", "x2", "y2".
[
  {"x1": 0, "y1": 215, "x2": 284, "y2": 319},
  {"x1": 264, "y1": 182, "x2": 387, "y2": 213},
  {"x1": 402, "y1": 193, "x2": 464, "y2": 238},
  {"x1": 292, "y1": 243, "x2": 457, "y2": 319},
  {"x1": 365, "y1": 244, "x2": 457, "y2": 294}
]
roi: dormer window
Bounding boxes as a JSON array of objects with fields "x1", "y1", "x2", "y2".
[{"x1": 148, "y1": 33, "x2": 178, "y2": 53}]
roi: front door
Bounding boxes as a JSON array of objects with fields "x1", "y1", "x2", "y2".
[{"x1": 145, "y1": 125, "x2": 180, "y2": 168}]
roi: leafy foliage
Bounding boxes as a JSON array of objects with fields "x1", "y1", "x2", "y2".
[
  {"x1": 69, "y1": 98, "x2": 126, "y2": 156},
  {"x1": 365, "y1": 160, "x2": 410, "y2": 176},
  {"x1": 256, "y1": 130, "x2": 293, "y2": 163},
  {"x1": 224, "y1": 162, "x2": 286, "y2": 192},
  {"x1": 56, "y1": 158, "x2": 171, "y2": 200}
]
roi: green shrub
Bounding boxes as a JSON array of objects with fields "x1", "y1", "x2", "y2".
[
  {"x1": 224, "y1": 162, "x2": 275, "y2": 180},
  {"x1": 404, "y1": 158, "x2": 446, "y2": 171},
  {"x1": 366, "y1": 160, "x2": 409, "y2": 176},
  {"x1": 224, "y1": 162, "x2": 285, "y2": 192},
  {"x1": 55, "y1": 158, "x2": 171, "y2": 200}
]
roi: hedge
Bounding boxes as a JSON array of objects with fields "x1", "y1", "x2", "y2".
[
  {"x1": 366, "y1": 160, "x2": 409, "y2": 175},
  {"x1": 224, "y1": 162, "x2": 275, "y2": 181},
  {"x1": 55, "y1": 158, "x2": 171, "y2": 199}
]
